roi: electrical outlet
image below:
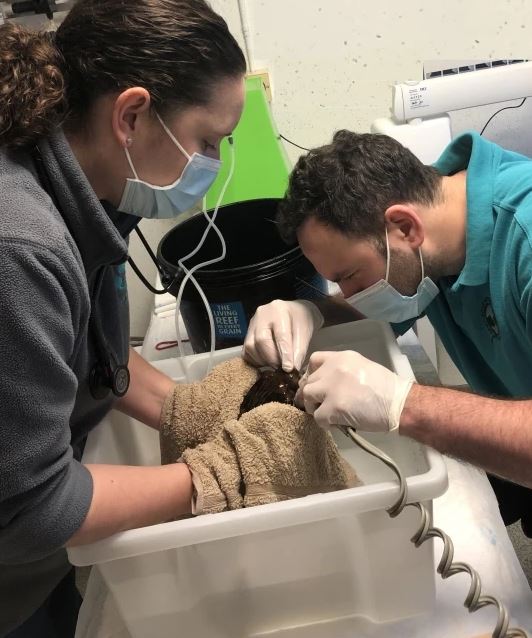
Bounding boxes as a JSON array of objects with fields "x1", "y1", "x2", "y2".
[{"x1": 246, "y1": 69, "x2": 272, "y2": 102}]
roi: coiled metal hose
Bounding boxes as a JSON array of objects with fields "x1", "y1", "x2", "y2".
[{"x1": 339, "y1": 425, "x2": 528, "y2": 638}]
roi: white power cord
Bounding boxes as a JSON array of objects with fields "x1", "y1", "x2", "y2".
[
  {"x1": 339, "y1": 425, "x2": 528, "y2": 638},
  {"x1": 175, "y1": 137, "x2": 236, "y2": 380},
  {"x1": 237, "y1": 0, "x2": 253, "y2": 71}
]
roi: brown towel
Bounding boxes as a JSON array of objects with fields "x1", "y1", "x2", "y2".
[
  {"x1": 163, "y1": 357, "x2": 362, "y2": 515},
  {"x1": 226, "y1": 403, "x2": 361, "y2": 508},
  {"x1": 160, "y1": 357, "x2": 258, "y2": 464},
  {"x1": 181, "y1": 430, "x2": 244, "y2": 515},
  {"x1": 180, "y1": 402, "x2": 361, "y2": 516}
]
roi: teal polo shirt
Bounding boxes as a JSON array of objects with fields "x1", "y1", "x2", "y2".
[{"x1": 418, "y1": 132, "x2": 532, "y2": 397}]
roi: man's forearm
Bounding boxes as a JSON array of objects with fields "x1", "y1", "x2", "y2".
[
  {"x1": 400, "y1": 384, "x2": 532, "y2": 488},
  {"x1": 66, "y1": 463, "x2": 193, "y2": 546},
  {"x1": 116, "y1": 348, "x2": 176, "y2": 429}
]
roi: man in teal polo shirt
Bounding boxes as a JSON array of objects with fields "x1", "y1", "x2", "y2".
[{"x1": 243, "y1": 129, "x2": 532, "y2": 534}]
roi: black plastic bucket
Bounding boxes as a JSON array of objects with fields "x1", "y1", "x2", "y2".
[{"x1": 157, "y1": 198, "x2": 327, "y2": 354}]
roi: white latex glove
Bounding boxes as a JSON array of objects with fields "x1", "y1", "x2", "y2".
[
  {"x1": 295, "y1": 350, "x2": 414, "y2": 432},
  {"x1": 243, "y1": 300, "x2": 324, "y2": 372}
]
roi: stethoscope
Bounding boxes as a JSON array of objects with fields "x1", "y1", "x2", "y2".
[
  {"x1": 32, "y1": 147, "x2": 131, "y2": 400},
  {"x1": 86, "y1": 265, "x2": 131, "y2": 399}
]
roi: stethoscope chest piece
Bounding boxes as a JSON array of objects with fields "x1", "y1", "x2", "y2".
[{"x1": 89, "y1": 361, "x2": 130, "y2": 400}]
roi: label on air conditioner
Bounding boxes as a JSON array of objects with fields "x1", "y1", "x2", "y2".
[{"x1": 407, "y1": 85, "x2": 429, "y2": 110}]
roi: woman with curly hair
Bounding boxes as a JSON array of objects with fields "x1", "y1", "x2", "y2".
[{"x1": 0, "y1": 2, "x2": 245, "y2": 635}]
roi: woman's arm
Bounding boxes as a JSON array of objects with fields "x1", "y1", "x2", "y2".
[
  {"x1": 66, "y1": 462, "x2": 193, "y2": 546},
  {"x1": 115, "y1": 347, "x2": 176, "y2": 429}
]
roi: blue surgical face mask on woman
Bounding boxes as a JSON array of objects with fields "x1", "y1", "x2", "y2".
[
  {"x1": 118, "y1": 112, "x2": 221, "y2": 219},
  {"x1": 345, "y1": 227, "x2": 440, "y2": 323}
]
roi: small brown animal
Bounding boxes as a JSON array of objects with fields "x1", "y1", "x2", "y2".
[{"x1": 239, "y1": 368, "x2": 301, "y2": 417}]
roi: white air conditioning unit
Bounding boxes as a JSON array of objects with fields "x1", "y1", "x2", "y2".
[{"x1": 391, "y1": 60, "x2": 532, "y2": 123}]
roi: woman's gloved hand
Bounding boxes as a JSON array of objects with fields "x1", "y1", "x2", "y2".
[
  {"x1": 160, "y1": 357, "x2": 258, "y2": 463},
  {"x1": 181, "y1": 430, "x2": 243, "y2": 515},
  {"x1": 243, "y1": 299, "x2": 324, "y2": 373},
  {"x1": 296, "y1": 350, "x2": 414, "y2": 433}
]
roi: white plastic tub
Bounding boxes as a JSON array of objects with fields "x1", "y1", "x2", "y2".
[{"x1": 69, "y1": 320, "x2": 448, "y2": 638}]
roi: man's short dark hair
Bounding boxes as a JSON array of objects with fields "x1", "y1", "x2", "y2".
[{"x1": 277, "y1": 130, "x2": 442, "y2": 244}]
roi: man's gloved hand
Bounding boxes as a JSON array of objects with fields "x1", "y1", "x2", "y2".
[
  {"x1": 181, "y1": 430, "x2": 243, "y2": 515},
  {"x1": 243, "y1": 299, "x2": 324, "y2": 372},
  {"x1": 295, "y1": 351, "x2": 414, "y2": 432}
]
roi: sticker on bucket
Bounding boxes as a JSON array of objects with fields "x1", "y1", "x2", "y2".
[{"x1": 210, "y1": 301, "x2": 248, "y2": 341}]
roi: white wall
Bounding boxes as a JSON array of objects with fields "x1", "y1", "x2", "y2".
[{"x1": 211, "y1": 0, "x2": 532, "y2": 165}]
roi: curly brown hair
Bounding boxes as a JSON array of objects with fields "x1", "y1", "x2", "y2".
[
  {"x1": 0, "y1": 25, "x2": 65, "y2": 148},
  {"x1": 0, "y1": 0, "x2": 246, "y2": 148},
  {"x1": 277, "y1": 130, "x2": 442, "y2": 245}
]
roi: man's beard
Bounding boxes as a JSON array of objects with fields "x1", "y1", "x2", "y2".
[{"x1": 386, "y1": 247, "x2": 439, "y2": 296}]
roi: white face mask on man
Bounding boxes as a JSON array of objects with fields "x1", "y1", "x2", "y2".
[
  {"x1": 118, "y1": 112, "x2": 221, "y2": 219},
  {"x1": 344, "y1": 227, "x2": 440, "y2": 323}
]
